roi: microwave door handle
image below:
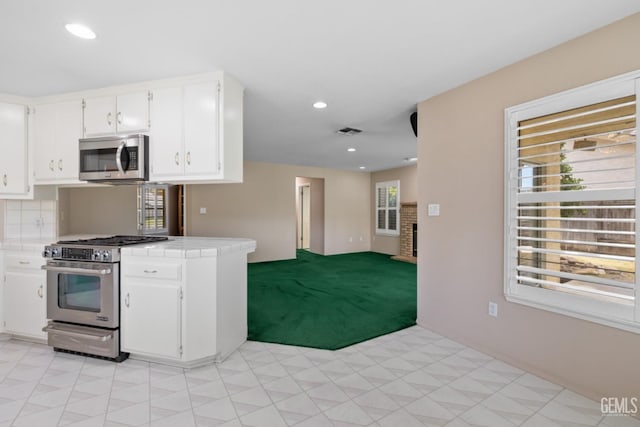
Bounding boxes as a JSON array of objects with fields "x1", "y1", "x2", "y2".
[
  {"x1": 41, "y1": 265, "x2": 112, "y2": 275},
  {"x1": 115, "y1": 141, "x2": 127, "y2": 174}
]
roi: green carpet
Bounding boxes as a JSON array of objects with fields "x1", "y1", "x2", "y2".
[{"x1": 247, "y1": 250, "x2": 416, "y2": 350}]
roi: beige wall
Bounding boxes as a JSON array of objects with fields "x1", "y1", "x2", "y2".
[
  {"x1": 370, "y1": 164, "x2": 417, "y2": 255},
  {"x1": 295, "y1": 177, "x2": 325, "y2": 255},
  {"x1": 417, "y1": 13, "x2": 640, "y2": 400},
  {"x1": 60, "y1": 186, "x2": 138, "y2": 236},
  {"x1": 187, "y1": 161, "x2": 370, "y2": 262},
  {"x1": 0, "y1": 200, "x2": 4, "y2": 240}
]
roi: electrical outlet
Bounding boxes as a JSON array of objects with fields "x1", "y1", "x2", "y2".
[
  {"x1": 199, "y1": 207, "x2": 207, "y2": 214},
  {"x1": 349, "y1": 237, "x2": 353, "y2": 243},
  {"x1": 428, "y1": 203, "x2": 440, "y2": 216},
  {"x1": 488, "y1": 302, "x2": 498, "y2": 317}
]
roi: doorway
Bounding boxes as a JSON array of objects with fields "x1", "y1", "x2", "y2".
[
  {"x1": 295, "y1": 177, "x2": 325, "y2": 254},
  {"x1": 298, "y1": 185, "x2": 310, "y2": 249}
]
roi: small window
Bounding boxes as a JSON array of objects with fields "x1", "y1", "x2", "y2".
[
  {"x1": 376, "y1": 180, "x2": 400, "y2": 236},
  {"x1": 505, "y1": 70, "x2": 640, "y2": 333}
]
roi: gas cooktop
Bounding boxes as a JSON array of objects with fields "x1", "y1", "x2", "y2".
[
  {"x1": 45, "y1": 235, "x2": 169, "y2": 262},
  {"x1": 57, "y1": 235, "x2": 169, "y2": 247}
]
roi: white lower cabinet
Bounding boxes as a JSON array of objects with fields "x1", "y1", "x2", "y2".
[
  {"x1": 120, "y1": 248, "x2": 249, "y2": 366},
  {"x1": 2, "y1": 252, "x2": 46, "y2": 339},
  {"x1": 120, "y1": 280, "x2": 182, "y2": 359}
]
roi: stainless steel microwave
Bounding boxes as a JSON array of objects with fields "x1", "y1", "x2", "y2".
[{"x1": 79, "y1": 134, "x2": 149, "y2": 183}]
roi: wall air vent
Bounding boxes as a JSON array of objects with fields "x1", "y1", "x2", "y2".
[{"x1": 337, "y1": 127, "x2": 362, "y2": 136}]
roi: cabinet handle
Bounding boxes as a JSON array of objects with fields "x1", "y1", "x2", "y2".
[
  {"x1": 175, "y1": 152, "x2": 180, "y2": 166},
  {"x1": 2, "y1": 174, "x2": 6, "y2": 186},
  {"x1": 107, "y1": 112, "x2": 112, "y2": 126},
  {"x1": 49, "y1": 160, "x2": 54, "y2": 171},
  {"x1": 186, "y1": 151, "x2": 191, "y2": 165},
  {"x1": 58, "y1": 159, "x2": 63, "y2": 171},
  {"x1": 117, "y1": 111, "x2": 122, "y2": 125},
  {"x1": 144, "y1": 269, "x2": 157, "y2": 274},
  {"x1": 19, "y1": 261, "x2": 31, "y2": 265},
  {"x1": 124, "y1": 293, "x2": 130, "y2": 308},
  {"x1": 37, "y1": 285, "x2": 43, "y2": 298}
]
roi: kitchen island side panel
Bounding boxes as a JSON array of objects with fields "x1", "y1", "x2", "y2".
[
  {"x1": 183, "y1": 256, "x2": 218, "y2": 361},
  {"x1": 215, "y1": 250, "x2": 248, "y2": 360}
]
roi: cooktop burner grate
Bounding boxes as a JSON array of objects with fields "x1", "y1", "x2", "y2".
[{"x1": 57, "y1": 235, "x2": 169, "y2": 246}]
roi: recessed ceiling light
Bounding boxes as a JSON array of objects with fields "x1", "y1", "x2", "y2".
[
  {"x1": 313, "y1": 101, "x2": 327, "y2": 109},
  {"x1": 347, "y1": 148, "x2": 356, "y2": 152},
  {"x1": 359, "y1": 166, "x2": 366, "y2": 170},
  {"x1": 65, "y1": 23, "x2": 96, "y2": 40}
]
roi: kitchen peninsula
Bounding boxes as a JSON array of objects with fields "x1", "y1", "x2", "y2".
[{"x1": 119, "y1": 237, "x2": 256, "y2": 367}]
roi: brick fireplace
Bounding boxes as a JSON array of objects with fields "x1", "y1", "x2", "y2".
[{"x1": 392, "y1": 202, "x2": 417, "y2": 263}]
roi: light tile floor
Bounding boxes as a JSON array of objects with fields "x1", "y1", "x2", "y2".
[{"x1": 0, "y1": 326, "x2": 638, "y2": 427}]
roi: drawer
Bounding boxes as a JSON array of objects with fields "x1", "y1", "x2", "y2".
[
  {"x1": 5, "y1": 253, "x2": 45, "y2": 272},
  {"x1": 123, "y1": 262, "x2": 182, "y2": 281}
]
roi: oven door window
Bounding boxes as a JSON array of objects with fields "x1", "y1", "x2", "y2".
[{"x1": 58, "y1": 273, "x2": 101, "y2": 312}]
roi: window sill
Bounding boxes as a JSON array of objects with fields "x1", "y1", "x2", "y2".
[
  {"x1": 375, "y1": 231, "x2": 400, "y2": 237},
  {"x1": 505, "y1": 285, "x2": 640, "y2": 334}
]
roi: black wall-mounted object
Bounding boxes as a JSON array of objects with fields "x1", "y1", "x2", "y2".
[{"x1": 410, "y1": 112, "x2": 418, "y2": 137}]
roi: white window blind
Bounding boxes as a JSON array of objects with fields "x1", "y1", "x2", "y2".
[
  {"x1": 505, "y1": 72, "x2": 640, "y2": 332},
  {"x1": 376, "y1": 180, "x2": 400, "y2": 236}
]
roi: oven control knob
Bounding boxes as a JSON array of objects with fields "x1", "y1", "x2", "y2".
[
  {"x1": 93, "y1": 251, "x2": 102, "y2": 261},
  {"x1": 102, "y1": 251, "x2": 111, "y2": 261},
  {"x1": 51, "y1": 248, "x2": 59, "y2": 257},
  {"x1": 43, "y1": 247, "x2": 51, "y2": 258}
]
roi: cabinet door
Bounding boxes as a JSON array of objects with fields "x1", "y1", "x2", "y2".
[
  {"x1": 116, "y1": 91, "x2": 150, "y2": 134},
  {"x1": 0, "y1": 103, "x2": 28, "y2": 195},
  {"x1": 184, "y1": 81, "x2": 220, "y2": 176},
  {"x1": 121, "y1": 281, "x2": 181, "y2": 358},
  {"x1": 34, "y1": 101, "x2": 83, "y2": 183},
  {"x1": 34, "y1": 104, "x2": 58, "y2": 182},
  {"x1": 55, "y1": 100, "x2": 83, "y2": 181},
  {"x1": 4, "y1": 272, "x2": 46, "y2": 339},
  {"x1": 149, "y1": 87, "x2": 183, "y2": 178},
  {"x1": 84, "y1": 96, "x2": 116, "y2": 136}
]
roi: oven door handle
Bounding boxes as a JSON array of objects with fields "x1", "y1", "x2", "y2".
[
  {"x1": 42, "y1": 325, "x2": 113, "y2": 342},
  {"x1": 41, "y1": 265, "x2": 112, "y2": 275}
]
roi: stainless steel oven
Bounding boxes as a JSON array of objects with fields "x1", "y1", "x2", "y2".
[
  {"x1": 79, "y1": 134, "x2": 149, "y2": 182},
  {"x1": 43, "y1": 260, "x2": 119, "y2": 328},
  {"x1": 42, "y1": 235, "x2": 168, "y2": 362}
]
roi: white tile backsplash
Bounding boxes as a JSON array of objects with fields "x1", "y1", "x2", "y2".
[
  {"x1": 21, "y1": 209, "x2": 42, "y2": 225},
  {"x1": 3, "y1": 200, "x2": 57, "y2": 240},
  {"x1": 5, "y1": 200, "x2": 21, "y2": 211},
  {"x1": 20, "y1": 200, "x2": 41, "y2": 211},
  {"x1": 41, "y1": 200, "x2": 56, "y2": 211},
  {"x1": 5, "y1": 209, "x2": 21, "y2": 225}
]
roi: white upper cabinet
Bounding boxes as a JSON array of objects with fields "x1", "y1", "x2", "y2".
[
  {"x1": 117, "y1": 92, "x2": 151, "y2": 134},
  {"x1": 150, "y1": 87, "x2": 183, "y2": 177},
  {"x1": 150, "y1": 72, "x2": 244, "y2": 183},
  {"x1": 0, "y1": 71, "x2": 243, "y2": 196},
  {"x1": 83, "y1": 91, "x2": 150, "y2": 137},
  {"x1": 0, "y1": 102, "x2": 31, "y2": 198},
  {"x1": 34, "y1": 100, "x2": 83, "y2": 184},
  {"x1": 183, "y1": 81, "x2": 219, "y2": 176}
]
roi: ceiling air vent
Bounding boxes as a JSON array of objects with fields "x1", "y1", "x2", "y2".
[{"x1": 337, "y1": 127, "x2": 362, "y2": 136}]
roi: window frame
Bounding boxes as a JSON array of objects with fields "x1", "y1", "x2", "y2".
[
  {"x1": 504, "y1": 70, "x2": 640, "y2": 333},
  {"x1": 376, "y1": 180, "x2": 400, "y2": 236}
]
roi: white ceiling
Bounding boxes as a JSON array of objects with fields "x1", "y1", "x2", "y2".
[{"x1": 2, "y1": 1, "x2": 640, "y2": 172}]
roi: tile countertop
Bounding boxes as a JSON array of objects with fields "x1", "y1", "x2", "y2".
[{"x1": 120, "y1": 237, "x2": 257, "y2": 258}]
